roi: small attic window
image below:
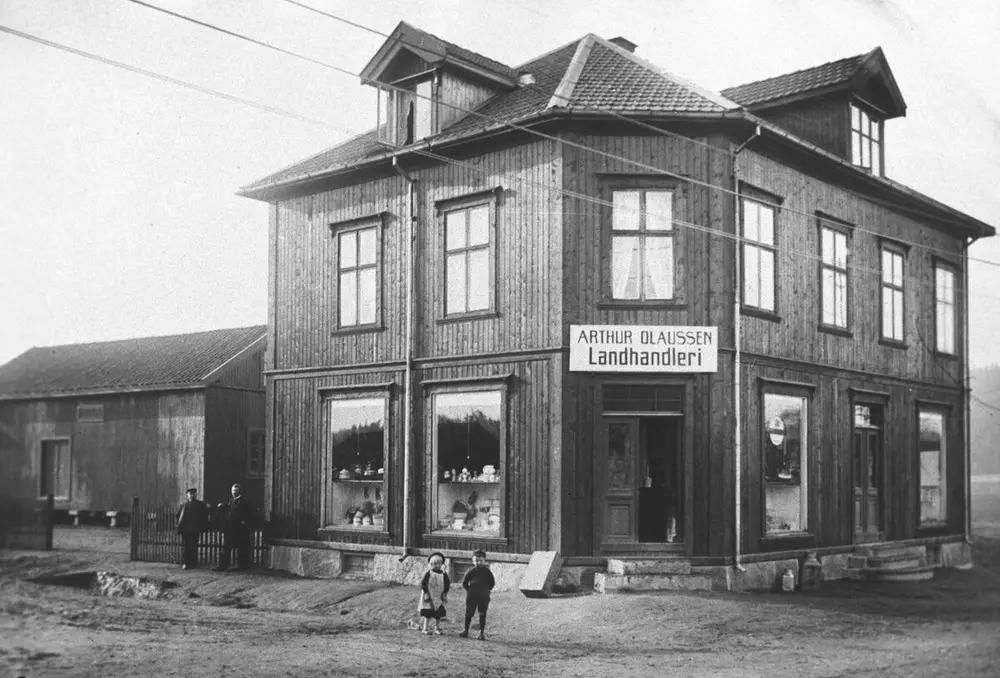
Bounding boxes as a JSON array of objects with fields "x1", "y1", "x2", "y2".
[
  {"x1": 376, "y1": 73, "x2": 436, "y2": 147},
  {"x1": 851, "y1": 102, "x2": 882, "y2": 176}
]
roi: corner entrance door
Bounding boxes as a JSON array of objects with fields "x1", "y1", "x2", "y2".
[
  {"x1": 852, "y1": 404, "x2": 884, "y2": 542},
  {"x1": 598, "y1": 417, "x2": 683, "y2": 547}
]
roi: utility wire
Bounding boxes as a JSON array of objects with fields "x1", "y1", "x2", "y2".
[
  {"x1": 276, "y1": 0, "x2": 1000, "y2": 259},
  {"x1": 3, "y1": 20, "x2": 995, "y2": 307},
  {"x1": 0, "y1": 24, "x2": 332, "y2": 128},
  {"x1": 127, "y1": 0, "x2": 1000, "y2": 270}
]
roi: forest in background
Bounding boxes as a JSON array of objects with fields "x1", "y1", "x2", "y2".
[{"x1": 972, "y1": 365, "x2": 1000, "y2": 475}]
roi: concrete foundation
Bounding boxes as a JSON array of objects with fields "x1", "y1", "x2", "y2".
[
  {"x1": 818, "y1": 553, "x2": 851, "y2": 581},
  {"x1": 728, "y1": 558, "x2": 801, "y2": 592}
]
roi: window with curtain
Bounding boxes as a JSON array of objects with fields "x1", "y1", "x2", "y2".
[{"x1": 610, "y1": 189, "x2": 674, "y2": 300}]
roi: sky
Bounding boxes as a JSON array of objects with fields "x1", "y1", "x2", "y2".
[{"x1": 1, "y1": 0, "x2": 999, "y2": 367}]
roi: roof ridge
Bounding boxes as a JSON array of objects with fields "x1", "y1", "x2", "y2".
[
  {"x1": 547, "y1": 35, "x2": 595, "y2": 109},
  {"x1": 721, "y1": 52, "x2": 868, "y2": 93},
  {"x1": 513, "y1": 35, "x2": 584, "y2": 71},
  {"x1": 23, "y1": 325, "x2": 267, "y2": 352},
  {"x1": 590, "y1": 34, "x2": 741, "y2": 111}
]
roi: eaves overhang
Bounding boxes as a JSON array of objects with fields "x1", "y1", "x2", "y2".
[{"x1": 0, "y1": 382, "x2": 206, "y2": 403}]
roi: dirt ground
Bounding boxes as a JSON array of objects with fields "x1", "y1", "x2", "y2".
[{"x1": 3, "y1": 513, "x2": 1000, "y2": 677}]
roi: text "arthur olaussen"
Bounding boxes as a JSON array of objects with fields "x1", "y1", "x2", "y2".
[{"x1": 576, "y1": 328, "x2": 715, "y2": 368}]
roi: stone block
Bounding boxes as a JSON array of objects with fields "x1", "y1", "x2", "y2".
[
  {"x1": 822, "y1": 553, "x2": 852, "y2": 581},
  {"x1": 731, "y1": 558, "x2": 800, "y2": 591},
  {"x1": 937, "y1": 541, "x2": 973, "y2": 569},
  {"x1": 519, "y1": 551, "x2": 563, "y2": 598},
  {"x1": 555, "y1": 566, "x2": 597, "y2": 592},
  {"x1": 372, "y1": 553, "x2": 430, "y2": 586},
  {"x1": 607, "y1": 558, "x2": 691, "y2": 575}
]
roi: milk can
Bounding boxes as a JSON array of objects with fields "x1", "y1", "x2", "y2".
[
  {"x1": 801, "y1": 551, "x2": 822, "y2": 592},
  {"x1": 781, "y1": 568, "x2": 796, "y2": 592}
]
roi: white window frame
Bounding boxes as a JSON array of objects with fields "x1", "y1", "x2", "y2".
[
  {"x1": 375, "y1": 75, "x2": 436, "y2": 147},
  {"x1": 331, "y1": 215, "x2": 384, "y2": 331},
  {"x1": 934, "y1": 263, "x2": 956, "y2": 354},
  {"x1": 918, "y1": 408, "x2": 947, "y2": 525},
  {"x1": 761, "y1": 390, "x2": 809, "y2": 537},
  {"x1": 820, "y1": 223, "x2": 850, "y2": 329},
  {"x1": 609, "y1": 188, "x2": 675, "y2": 301},
  {"x1": 438, "y1": 191, "x2": 499, "y2": 319},
  {"x1": 880, "y1": 246, "x2": 905, "y2": 342},
  {"x1": 427, "y1": 384, "x2": 507, "y2": 538},
  {"x1": 741, "y1": 197, "x2": 777, "y2": 313},
  {"x1": 851, "y1": 103, "x2": 882, "y2": 175},
  {"x1": 321, "y1": 389, "x2": 391, "y2": 532}
]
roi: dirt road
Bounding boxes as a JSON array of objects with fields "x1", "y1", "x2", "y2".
[{"x1": 1, "y1": 528, "x2": 999, "y2": 677}]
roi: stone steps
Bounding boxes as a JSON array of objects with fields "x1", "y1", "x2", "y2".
[
  {"x1": 849, "y1": 543, "x2": 934, "y2": 583},
  {"x1": 594, "y1": 572, "x2": 713, "y2": 593}
]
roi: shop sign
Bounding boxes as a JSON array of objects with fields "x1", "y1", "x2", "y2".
[{"x1": 569, "y1": 325, "x2": 718, "y2": 373}]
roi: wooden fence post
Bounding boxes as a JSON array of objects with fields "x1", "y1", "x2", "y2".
[
  {"x1": 45, "y1": 494, "x2": 54, "y2": 551},
  {"x1": 130, "y1": 496, "x2": 139, "y2": 561}
]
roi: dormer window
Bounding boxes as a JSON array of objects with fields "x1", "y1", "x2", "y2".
[
  {"x1": 851, "y1": 103, "x2": 881, "y2": 175},
  {"x1": 376, "y1": 74, "x2": 435, "y2": 146}
]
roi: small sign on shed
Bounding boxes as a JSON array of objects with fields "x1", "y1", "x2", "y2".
[{"x1": 519, "y1": 551, "x2": 563, "y2": 598}]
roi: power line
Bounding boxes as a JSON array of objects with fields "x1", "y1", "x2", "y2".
[
  {"x1": 3, "y1": 20, "x2": 995, "y2": 309},
  {"x1": 274, "y1": 1, "x2": 1000, "y2": 263},
  {"x1": 127, "y1": 0, "x2": 1000, "y2": 270},
  {"x1": 0, "y1": 24, "x2": 333, "y2": 128}
]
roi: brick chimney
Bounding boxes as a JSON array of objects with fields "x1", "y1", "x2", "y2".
[{"x1": 609, "y1": 37, "x2": 637, "y2": 53}]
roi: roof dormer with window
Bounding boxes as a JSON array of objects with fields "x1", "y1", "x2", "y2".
[
  {"x1": 722, "y1": 47, "x2": 906, "y2": 177},
  {"x1": 360, "y1": 22, "x2": 519, "y2": 148}
]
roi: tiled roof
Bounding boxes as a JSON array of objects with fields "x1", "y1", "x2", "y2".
[
  {"x1": 569, "y1": 40, "x2": 730, "y2": 113},
  {"x1": 432, "y1": 31, "x2": 519, "y2": 81},
  {"x1": 721, "y1": 53, "x2": 866, "y2": 107},
  {"x1": 0, "y1": 325, "x2": 266, "y2": 398},
  {"x1": 241, "y1": 32, "x2": 740, "y2": 195}
]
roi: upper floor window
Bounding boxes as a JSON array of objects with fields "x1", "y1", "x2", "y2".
[
  {"x1": 445, "y1": 201, "x2": 494, "y2": 316},
  {"x1": 881, "y1": 247, "x2": 905, "y2": 342},
  {"x1": 851, "y1": 103, "x2": 881, "y2": 175},
  {"x1": 820, "y1": 223, "x2": 850, "y2": 329},
  {"x1": 337, "y1": 224, "x2": 380, "y2": 328},
  {"x1": 610, "y1": 189, "x2": 674, "y2": 300},
  {"x1": 376, "y1": 77, "x2": 434, "y2": 146},
  {"x1": 741, "y1": 197, "x2": 776, "y2": 312},
  {"x1": 934, "y1": 264, "x2": 956, "y2": 354}
]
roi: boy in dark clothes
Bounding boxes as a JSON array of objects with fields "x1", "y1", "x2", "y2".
[{"x1": 459, "y1": 549, "x2": 495, "y2": 640}]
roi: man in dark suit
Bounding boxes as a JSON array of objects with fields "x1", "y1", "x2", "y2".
[
  {"x1": 213, "y1": 483, "x2": 256, "y2": 571},
  {"x1": 175, "y1": 488, "x2": 208, "y2": 570}
]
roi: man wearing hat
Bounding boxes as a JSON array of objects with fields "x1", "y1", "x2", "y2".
[
  {"x1": 175, "y1": 488, "x2": 208, "y2": 570},
  {"x1": 214, "y1": 483, "x2": 257, "y2": 571}
]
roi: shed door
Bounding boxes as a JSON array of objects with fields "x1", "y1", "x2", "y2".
[{"x1": 40, "y1": 439, "x2": 71, "y2": 499}]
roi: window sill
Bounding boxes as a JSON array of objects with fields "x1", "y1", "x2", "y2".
[
  {"x1": 332, "y1": 477, "x2": 385, "y2": 483},
  {"x1": 597, "y1": 301, "x2": 687, "y2": 310},
  {"x1": 438, "y1": 480, "x2": 500, "y2": 485},
  {"x1": 331, "y1": 325, "x2": 384, "y2": 337},
  {"x1": 817, "y1": 324, "x2": 851, "y2": 338},
  {"x1": 741, "y1": 307, "x2": 781, "y2": 322},
  {"x1": 437, "y1": 310, "x2": 499, "y2": 325},
  {"x1": 424, "y1": 531, "x2": 508, "y2": 544},
  {"x1": 932, "y1": 351, "x2": 958, "y2": 360},
  {"x1": 878, "y1": 338, "x2": 908, "y2": 350},
  {"x1": 759, "y1": 533, "x2": 816, "y2": 552},
  {"x1": 318, "y1": 526, "x2": 389, "y2": 536}
]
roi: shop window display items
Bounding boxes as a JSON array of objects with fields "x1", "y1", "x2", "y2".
[
  {"x1": 434, "y1": 390, "x2": 502, "y2": 535},
  {"x1": 329, "y1": 398, "x2": 386, "y2": 529}
]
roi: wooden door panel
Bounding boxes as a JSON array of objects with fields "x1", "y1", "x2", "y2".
[
  {"x1": 606, "y1": 503, "x2": 634, "y2": 541},
  {"x1": 599, "y1": 418, "x2": 637, "y2": 546}
]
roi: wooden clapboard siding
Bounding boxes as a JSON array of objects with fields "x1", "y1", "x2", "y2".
[
  {"x1": 203, "y1": 386, "x2": 266, "y2": 508},
  {"x1": 418, "y1": 356, "x2": 556, "y2": 555},
  {"x1": 756, "y1": 97, "x2": 851, "y2": 159},
  {"x1": 740, "y1": 358, "x2": 965, "y2": 554},
  {"x1": 270, "y1": 369, "x2": 404, "y2": 543},
  {"x1": 438, "y1": 72, "x2": 496, "y2": 130},
  {"x1": 739, "y1": 148, "x2": 966, "y2": 386},
  {"x1": 207, "y1": 338, "x2": 265, "y2": 391},
  {"x1": 0, "y1": 392, "x2": 206, "y2": 513},
  {"x1": 272, "y1": 138, "x2": 563, "y2": 372}
]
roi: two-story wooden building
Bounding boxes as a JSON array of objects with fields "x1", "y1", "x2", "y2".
[{"x1": 239, "y1": 24, "x2": 994, "y2": 590}]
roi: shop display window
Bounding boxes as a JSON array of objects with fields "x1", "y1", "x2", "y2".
[
  {"x1": 431, "y1": 389, "x2": 503, "y2": 536},
  {"x1": 327, "y1": 397, "x2": 387, "y2": 530}
]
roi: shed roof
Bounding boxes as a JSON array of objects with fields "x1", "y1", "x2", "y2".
[{"x1": 0, "y1": 325, "x2": 266, "y2": 399}]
